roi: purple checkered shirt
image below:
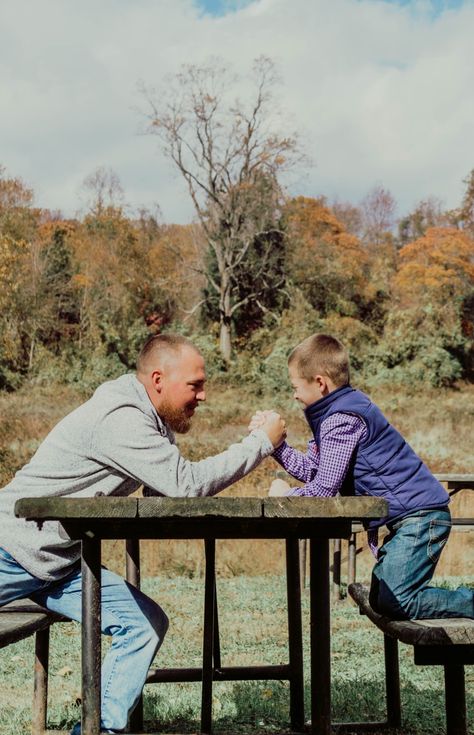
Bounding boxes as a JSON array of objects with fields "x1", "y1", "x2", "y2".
[{"x1": 273, "y1": 412, "x2": 379, "y2": 557}]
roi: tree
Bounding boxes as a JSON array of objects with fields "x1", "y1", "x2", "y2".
[
  {"x1": 286, "y1": 196, "x2": 369, "y2": 317},
  {"x1": 360, "y1": 184, "x2": 397, "y2": 247},
  {"x1": 0, "y1": 164, "x2": 38, "y2": 243},
  {"x1": 141, "y1": 56, "x2": 300, "y2": 362},
  {"x1": 448, "y1": 169, "x2": 474, "y2": 237},
  {"x1": 397, "y1": 197, "x2": 447, "y2": 248},
  {"x1": 80, "y1": 166, "x2": 124, "y2": 216},
  {"x1": 394, "y1": 226, "x2": 474, "y2": 307},
  {"x1": 383, "y1": 226, "x2": 474, "y2": 384}
]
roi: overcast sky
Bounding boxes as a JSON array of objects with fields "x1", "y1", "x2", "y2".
[{"x1": 1, "y1": 0, "x2": 473, "y2": 223}]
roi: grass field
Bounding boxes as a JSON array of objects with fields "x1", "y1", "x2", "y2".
[
  {"x1": 0, "y1": 379, "x2": 473, "y2": 732},
  {"x1": 0, "y1": 574, "x2": 472, "y2": 734}
]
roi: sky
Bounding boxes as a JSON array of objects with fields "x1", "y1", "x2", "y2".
[{"x1": 1, "y1": 0, "x2": 473, "y2": 224}]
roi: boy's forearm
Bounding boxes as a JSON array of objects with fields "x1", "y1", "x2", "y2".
[{"x1": 272, "y1": 442, "x2": 317, "y2": 483}]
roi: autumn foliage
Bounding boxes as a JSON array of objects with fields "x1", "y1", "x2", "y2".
[{"x1": 0, "y1": 161, "x2": 473, "y2": 391}]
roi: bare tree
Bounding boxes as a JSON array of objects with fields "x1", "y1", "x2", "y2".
[
  {"x1": 360, "y1": 184, "x2": 397, "y2": 247},
  {"x1": 80, "y1": 166, "x2": 124, "y2": 215},
  {"x1": 140, "y1": 56, "x2": 300, "y2": 362}
]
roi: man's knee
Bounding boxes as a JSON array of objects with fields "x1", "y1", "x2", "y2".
[{"x1": 139, "y1": 598, "x2": 169, "y2": 648}]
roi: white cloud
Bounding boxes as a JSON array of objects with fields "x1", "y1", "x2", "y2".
[{"x1": 1, "y1": 0, "x2": 473, "y2": 222}]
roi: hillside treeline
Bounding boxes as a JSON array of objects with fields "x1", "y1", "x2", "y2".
[{"x1": 1, "y1": 162, "x2": 473, "y2": 393}]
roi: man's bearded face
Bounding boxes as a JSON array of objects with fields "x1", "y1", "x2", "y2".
[{"x1": 159, "y1": 397, "x2": 194, "y2": 434}]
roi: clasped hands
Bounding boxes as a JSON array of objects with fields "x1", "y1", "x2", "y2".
[{"x1": 248, "y1": 410, "x2": 291, "y2": 497}]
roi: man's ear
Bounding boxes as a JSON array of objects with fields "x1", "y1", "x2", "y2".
[{"x1": 150, "y1": 369, "x2": 164, "y2": 393}]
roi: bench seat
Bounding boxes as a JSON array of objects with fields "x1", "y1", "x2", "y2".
[
  {"x1": 347, "y1": 582, "x2": 474, "y2": 735},
  {"x1": 0, "y1": 600, "x2": 67, "y2": 735},
  {"x1": 0, "y1": 601, "x2": 63, "y2": 648}
]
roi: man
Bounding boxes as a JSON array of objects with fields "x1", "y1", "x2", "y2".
[{"x1": 0, "y1": 334, "x2": 286, "y2": 734}]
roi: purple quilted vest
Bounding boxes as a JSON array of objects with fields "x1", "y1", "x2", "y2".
[{"x1": 304, "y1": 385, "x2": 449, "y2": 530}]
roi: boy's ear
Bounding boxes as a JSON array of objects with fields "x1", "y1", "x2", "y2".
[
  {"x1": 314, "y1": 373, "x2": 332, "y2": 395},
  {"x1": 314, "y1": 374, "x2": 326, "y2": 390}
]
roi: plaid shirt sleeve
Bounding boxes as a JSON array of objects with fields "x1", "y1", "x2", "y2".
[
  {"x1": 272, "y1": 439, "x2": 319, "y2": 482},
  {"x1": 283, "y1": 412, "x2": 367, "y2": 497}
]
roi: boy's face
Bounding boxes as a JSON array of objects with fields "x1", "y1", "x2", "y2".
[{"x1": 289, "y1": 363, "x2": 326, "y2": 407}]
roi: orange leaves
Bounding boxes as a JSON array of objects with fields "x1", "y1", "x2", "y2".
[
  {"x1": 286, "y1": 196, "x2": 369, "y2": 315},
  {"x1": 394, "y1": 227, "x2": 474, "y2": 307}
]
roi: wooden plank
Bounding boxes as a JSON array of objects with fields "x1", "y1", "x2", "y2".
[
  {"x1": 0, "y1": 613, "x2": 53, "y2": 648},
  {"x1": 435, "y1": 473, "x2": 474, "y2": 489},
  {"x1": 138, "y1": 497, "x2": 263, "y2": 519},
  {"x1": 15, "y1": 496, "x2": 138, "y2": 521},
  {"x1": 263, "y1": 496, "x2": 387, "y2": 520},
  {"x1": 349, "y1": 583, "x2": 474, "y2": 646}
]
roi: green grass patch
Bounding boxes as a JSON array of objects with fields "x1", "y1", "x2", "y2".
[{"x1": 0, "y1": 574, "x2": 472, "y2": 734}]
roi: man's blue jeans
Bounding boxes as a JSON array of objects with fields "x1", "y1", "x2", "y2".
[
  {"x1": 369, "y1": 507, "x2": 474, "y2": 620},
  {"x1": 0, "y1": 547, "x2": 168, "y2": 733}
]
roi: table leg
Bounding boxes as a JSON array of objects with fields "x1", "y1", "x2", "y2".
[
  {"x1": 126, "y1": 539, "x2": 144, "y2": 733},
  {"x1": 81, "y1": 536, "x2": 102, "y2": 735},
  {"x1": 201, "y1": 539, "x2": 216, "y2": 735},
  {"x1": 285, "y1": 538, "x2": 305, "y2": 732},
  {"x1": 310, "y1": 537, "x2": 331, "y2": 735}
]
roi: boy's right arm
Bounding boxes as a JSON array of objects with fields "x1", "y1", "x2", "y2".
[
  {"x1": 248, "y1": 410, "x2": 319, "y2": 483},
  {"x1": 272, "y1": 440, "x2": 319, "y2": 482}
]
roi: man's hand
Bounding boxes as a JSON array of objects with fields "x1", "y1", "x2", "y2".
[
  {"x1": 269, "y1": 478, "x2": 291, "y2": 496},
  {"x1": 248, "y1": 409, "x2": 272, "y2": 432},
  {"x1": 257, "y1": 411, "x2": 287, "y2": 448}
]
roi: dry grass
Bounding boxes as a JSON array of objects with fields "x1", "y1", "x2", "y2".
[{"x1": 1, "y1": 379, "x2": 473, "y2": 578}]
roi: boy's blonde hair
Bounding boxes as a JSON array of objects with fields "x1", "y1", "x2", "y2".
[{"x1": 288, "y1": 334, "x2": 350, "y2": 387}]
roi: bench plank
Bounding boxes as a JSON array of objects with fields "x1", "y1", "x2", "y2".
[
  {"x1": 0, "y1": 612, "x2": 54, "y2": 648},
  {"x1": 349, "y1": 583, "x2": 474, "y2": 646}
]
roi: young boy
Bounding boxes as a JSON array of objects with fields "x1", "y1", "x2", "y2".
[{"x1": 250, "y1": 333, "x2": 474, "y2": 620}]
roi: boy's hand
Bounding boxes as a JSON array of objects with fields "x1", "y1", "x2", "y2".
[
  {"x1": 269, "y1": 478, "x2": 291, "y2": 496},
  {"x1": 258, "y1": 411, "x2": 287, "y2": 448}
]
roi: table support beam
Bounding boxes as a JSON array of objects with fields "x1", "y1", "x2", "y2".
[
  {"x1": 310, "y1": 537, "x2": 331, "y2": 735},
  {"x1": 201, "y1": 540, "x2": 216, "y2": 735},
  {"x1": 81, "y1": 537, "x2": 102, "y2": 735},
  {"x1": 285, "y1": 538, "x2": 305, "y2": 733}
]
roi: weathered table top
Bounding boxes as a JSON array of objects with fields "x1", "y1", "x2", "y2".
[{"x1": 15, "y1": 496, "x2": 388, "y2": 540}]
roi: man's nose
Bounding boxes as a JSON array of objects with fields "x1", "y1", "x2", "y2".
[{"x1": 197, "y1": 390, "x2": 206, "y2": 401}]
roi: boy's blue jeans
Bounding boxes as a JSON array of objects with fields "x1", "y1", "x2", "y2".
[
  {"x1": 369, "y1": 507, "x2": 474, "y2": 620},
  {"x1": 0, "y1": 546, "x2": 168, "y2": 734}
]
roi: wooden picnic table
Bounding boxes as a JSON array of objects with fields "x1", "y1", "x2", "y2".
[{"x1": 15, "y1": 495, "x2": 387, "y2": 735}]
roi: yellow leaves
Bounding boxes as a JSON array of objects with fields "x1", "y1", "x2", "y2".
[
  {"x1": 0, "y1": 236, "x2": 29, "y2": 305},
  {"x1": 394, "y1": 227, "x2": 474, "y2": 307}
]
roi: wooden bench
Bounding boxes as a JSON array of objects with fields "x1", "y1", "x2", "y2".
[
  {"x1": 347, "y1": 582, "x2": 474, "y2": 735},
  {"x1": 0, "y1": 601, "x2": 66, "y2": 735}
]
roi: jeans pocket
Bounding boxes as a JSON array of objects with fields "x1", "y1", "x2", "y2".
[{"x1": 428, "y1": 519, "x2": 451, "y2": 564}]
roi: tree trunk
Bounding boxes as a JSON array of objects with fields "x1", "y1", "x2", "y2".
[
  {"x1": 28, "y1": 333, "x2": 36, "y2": 372},
  {"x1": 218, "y1": 271, "x2": 232, "y2": 364},
  {"x1": 219, "y1": 317, "x2": 232, "y2": 364}
]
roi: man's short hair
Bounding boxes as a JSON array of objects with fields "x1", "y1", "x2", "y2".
[
  {"x1": 136, "y1": 334, "x2": 200, "y2": 374},
  {"x1": 288, "y1": 333, "x2": 350, "y2": 386}
]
